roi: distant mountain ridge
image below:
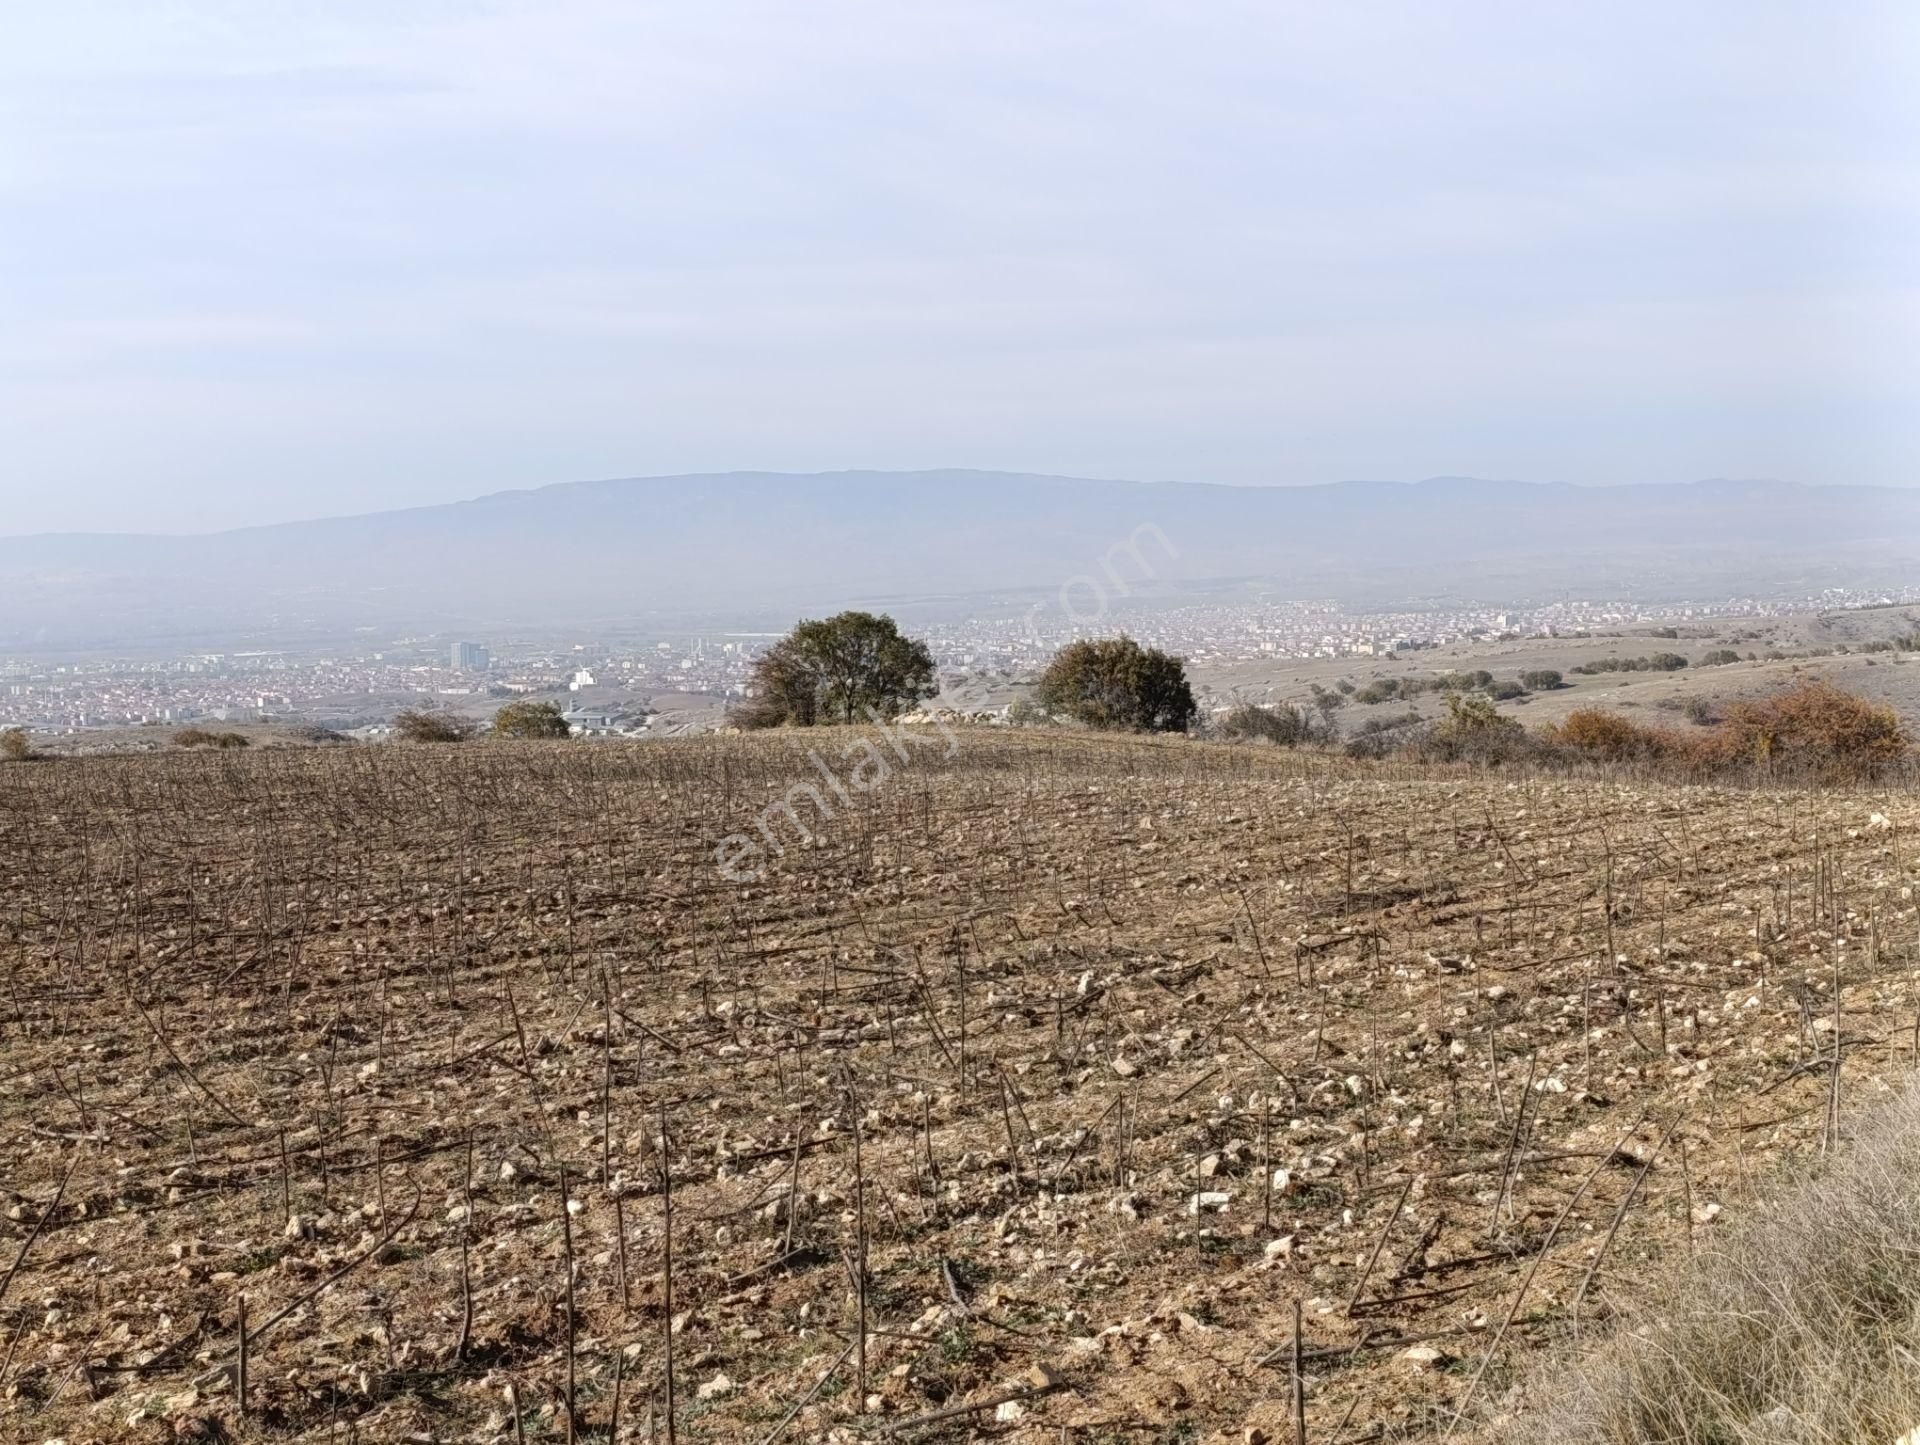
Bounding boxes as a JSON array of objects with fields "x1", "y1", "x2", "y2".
[{"x1": 4, "y1": 471, "x2": 1918, "y2": 648}]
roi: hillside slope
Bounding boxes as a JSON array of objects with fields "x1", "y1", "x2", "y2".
[
  {"x1": 2, "y1": 732, "x2": 1915, "y2": 1440},
  {"x1": 6, "y1": 471, "x2": 1920, "y2": 645}
]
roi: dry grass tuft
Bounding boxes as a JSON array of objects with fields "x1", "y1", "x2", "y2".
[{"x1": 1515, "y1": 1085, "x2": 1920, "y2": 1445}]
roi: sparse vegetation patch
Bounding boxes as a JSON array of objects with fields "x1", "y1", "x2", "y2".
[{"x1": 172, "y1": 726, "x2": 250, "y2": 749}]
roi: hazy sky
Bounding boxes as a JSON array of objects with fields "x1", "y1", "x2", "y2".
[{"x1": 3, "y1": 2, "x2": 1917, "y2": 534}]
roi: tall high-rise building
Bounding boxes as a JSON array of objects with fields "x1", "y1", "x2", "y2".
[{"x1": 451, "y1": 642, "x2": 490, "y2": 672}]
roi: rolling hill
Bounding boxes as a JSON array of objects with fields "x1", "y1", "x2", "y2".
[{"x1": 4, "y1": 471, "x2": 1918, "y2": 647}]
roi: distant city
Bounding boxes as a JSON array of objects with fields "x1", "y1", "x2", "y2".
[{"x1": 7, "y1": 580, "x2": 1918, "y2": 737}]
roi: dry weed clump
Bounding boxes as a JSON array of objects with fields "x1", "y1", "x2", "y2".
[
  {"x1": 0, "y1": 729, "x2": 1917, "y2": 1442},
  {"x1": 1514, "y1": 1084, "x2": 1920, "y2": 1444},
  {"x1": 392, "y1": 706, "x2": 477, "y2": 743},
  {"x1": 1215, "y1": 701, "x2": 1329, "y2": 746}
]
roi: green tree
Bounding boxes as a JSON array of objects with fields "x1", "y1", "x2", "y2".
[
  {"x1": 738, "y1": 611, "x2": 937, "y2": 728},
  {"x1": 1034, "y1": 638, "x2": 1196, "y2": 733},
  {"x1": 491, "y1": 699, "x2": 572, "y2": 739}
]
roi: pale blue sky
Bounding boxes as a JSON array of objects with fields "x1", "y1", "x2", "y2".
[{"x1": 2, "y1": 1, "x2": 1916, "y2": 534}]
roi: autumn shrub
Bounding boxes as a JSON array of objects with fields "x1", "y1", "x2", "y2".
[
  {"x1": 1526, "y1": 684, "x2": 1908, "y2": 782},
  {"x1": 0, "y1": 727, "x2": 33, "y2": 762},
  {"x1": 1699, "y1": 680, "x2": 1909, "y2": 782},
  {"x1": 1546, "y1": 708, "x2": 1677, "y2": 763}
]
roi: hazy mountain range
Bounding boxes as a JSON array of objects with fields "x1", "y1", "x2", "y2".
[{"x1": 5, "y1": 471, "x2": 1919, "y2": 648}]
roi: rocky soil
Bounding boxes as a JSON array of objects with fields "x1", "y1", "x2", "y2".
[{"x1": 2, "y1": 730, "x2": 1916, "y2": 1442}]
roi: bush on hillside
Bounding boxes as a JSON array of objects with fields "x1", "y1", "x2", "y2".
[
  {"x1": 1570, "y1": 654, "x2": 1690, "y2": 675},
  {"x1": 1307, "y1": 683, "x2": 1345, "y2": 715},
  {"x1": 1217, "y1": 702, "x2": 1327, "y2": 747},
  {"x1": 1005, "y1": 697, "x2": 1054, "y2": 727},
  {"x1": 1399, "y1": 693, "x2": 1550, "y2": 766},
  {"x1": 291, "y1": 724, "x2": 350, "y2": 744},
  {"x1": 173, "y1": 728, "x2": 249, "y2": 750},
  {"x1": 393, "y1": 708, "x2": 476, "y2": 744},
  {"x1": 1441, "y1": 693, "x2": 1514, "y2": 735},
  {"x1": 0, "y1": 727, "x2": 33, "y2": 762},
  {"x1": 1699, "y1": 680, "x2": 1909, "y2": 782},
  {"x1": 1411, "y1": 682, "x2": 1910, "y2": 782},
  {"x1": 1343, "y1": 710, "x2": 1424, "y2": 759},
  {"x1": 491, "y1": 700, "x2": 573, "y2": 739},
  {"x1": 1358, "y1": 671, "x2": 1526, "y2": 704},
  {"x1": 1546, "y1": 708, "x2": 1676, "y2": 762},
  {"x1": 1354, "y1": 679, "x2": 1405, "y2": 705}
]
